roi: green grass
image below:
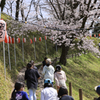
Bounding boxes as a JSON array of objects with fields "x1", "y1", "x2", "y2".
[
  {"x1": 0, "y1": 13, "x2": 60, "y2": 100},
  {"x1": 1, "y1": 13, "x2": 100, "y2": 100},
  {"x1": 61, "y1": 53, "x2": 100, "y2": 100}
]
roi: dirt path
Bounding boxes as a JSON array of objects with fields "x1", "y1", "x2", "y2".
[
  {"x1": 16, "y1": 63, "x2": 44, "y2": 98},
  {"x1": 16, "y1": 58, "x2": 57, "y2": 99}
]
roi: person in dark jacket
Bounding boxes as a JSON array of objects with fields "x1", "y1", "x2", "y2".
[
  {"x1": 25, "y1": 63, "x2": 40, "y2": 100},
  {"x1": 41, "y1": 57, "x2": 47, "y2": 70},
  {"x1": 30, "y1": 60, "x2": 37, "y2": 70},
  {"x1": 58, "y1": 87, "x2": 74, "y2": 100},
  {"x1": 95, "y1": 85, "x2": 100, "y2": 100},
  {"x1": 10, "y1": 82, "x2": 29, "y2": 100}
]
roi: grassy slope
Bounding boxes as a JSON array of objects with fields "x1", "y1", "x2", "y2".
[
  {"x1": 61, "y1": 53, "x2": 100, "y2": 100},
  {"x1": 1, "y1": 13, "x2": 100, "y2": 100},
  {"x1": 0, "y1": 13, "x2": 60, "y2": 100}
]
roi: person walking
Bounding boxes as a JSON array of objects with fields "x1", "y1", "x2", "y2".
[
  {"x1": 30, "y1": 60, "x2": 37, "y2": 70},
  {"x1": 10, "y1": 82, "x2": 29, "y2": 100},
  {"x1": 42, "y1": 58, "x2": 55, "y2": 86},
  {"x1": 54, "y1": 65, "x2": 67, "y2": 91},
  {"x1": 41, "y1": 57, "x2": 47, "y2": 70},
  {"x1": 41, "y1": 79, "x2": 58, "y2": 100},
  {"x1": 58, "y1": 87, "x2": 74, "y2": 100},
  {"x1": 99, "y1": 42, "x2": 100, "y2": 50},
  {"x1": 95, "y1": 85, "x2": 100, "y2": 100},
  {"x1": 25, "y1": 63, "x2": 40, "y2": 100}
]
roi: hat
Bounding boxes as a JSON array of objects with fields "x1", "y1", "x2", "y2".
[
  {"x1": 46, "y1": 58, "x2": 51, "y2": 64},
  {"x1": 56, "y1": 65, "x2": 62, "y2": 71},
  {"x1": 95, "y1": 85, "x2": 100, "y2": 95},
  {"x1": 44, "y1": 79, "x2": 52, "y2": 84}
]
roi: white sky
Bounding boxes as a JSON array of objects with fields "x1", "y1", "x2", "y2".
[{"x1": 3, "y1": 0, "x2": 50, "y2": 21}]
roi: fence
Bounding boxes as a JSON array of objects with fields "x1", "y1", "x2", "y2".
[{"x1": 68, "y1": 82, "x2": 97, "y2": 100}]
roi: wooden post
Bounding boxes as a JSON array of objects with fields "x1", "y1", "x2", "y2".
[
  {"x1": 69, "y1": 82, "x2": 72, "y2": 96},
  {"x1": 33, "y1": 36, "x2": 36, "y2": 60},
  {"x1": 79, "y1": 89, "x2": 83, "y2": 100},
  {"x1": 3, "y1": 41, "x2": 6, "y2": 80},
  {"x1": 72, "y1": 54, "x2": 73, "y2": 58},
  {"x1": 94, "y1": 98, "x2": 97, "y2": 100},
  {"x1": 22, "y1": 35, "x2": 24, "y2": 62},
  {"x1": 14, "y1": 36, "x2": 16, "y2": 66}
]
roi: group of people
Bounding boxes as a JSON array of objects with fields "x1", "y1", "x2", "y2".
[
  {"x1": 10, "y1": 57, "x2": 73, "y2": 100},
  {"x1": 10, "y1": 57, "x2": 100, "y2": 100}
]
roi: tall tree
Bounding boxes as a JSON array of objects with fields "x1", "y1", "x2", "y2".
[
  {"x1": 15, "y1": 0, "x2": 20, "y2": 20},
  {"x1": 39, "y1": 0, "x2": 100, "y2": 65},
  {"x1": 0, "y1": 0, "x2": 6, "y2": 11}
]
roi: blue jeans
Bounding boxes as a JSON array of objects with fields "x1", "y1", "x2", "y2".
[{"x1": 29, "y1": 88, "x2": 36, "y2": 100}]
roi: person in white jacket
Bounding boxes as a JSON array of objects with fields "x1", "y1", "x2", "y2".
[
  {"x1": 42, "y1": 58, "x2": 55, "y2": 85},
  {"x1": 41, "y1": 79, "x2": 58, "y2": 100},
  {"x1": 54, "y1": 65, "x2": 67, "y2": 91}
]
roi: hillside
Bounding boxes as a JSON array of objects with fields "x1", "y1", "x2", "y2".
[
  {"x1": 0, "y1": 13, "x2": 100, "y2": 100},
  {"x1": 0, "y1": 13, "x2": 60, "y2": 99},
  {"x1": 61, "y1": 53, "x2": 100, "y2": 100}
]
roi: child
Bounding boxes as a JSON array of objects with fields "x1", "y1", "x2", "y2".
[
  {"x1": 54, "y1": 65, "x2": 67, "y2": 91},
  {"x1": 58, "y1": 87, "x2": 74, "y2": 100},
  {"x1": 10, "y1": 82, "x2": 29, "y2": 100},
  {"x1": 41, "y1": 79, "x2": 58, "y2": 100},
  {"x1": 95, "y1": 85, "x2": 100, "y2": 100}
]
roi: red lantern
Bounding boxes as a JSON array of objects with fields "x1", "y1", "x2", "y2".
[
  {"x1": 39, "y1": 37, "x2": 42, "y2": 41},
  {"x1": 17, "y1": 38, "x2": 20, "y2": 43},
  {"x1": 23, "y1": 38, "x2": 26, "y2": 43},
  {"x1": 45, "y1": 36, "x2": 47, "y2": 40},
  {"x1": 9, "y1": 36, "x2": 12, "y2": 44},
  {"x1": 75, "y1": 37, "x2": 77, "y2": 39},
  {"x1": 34, "y1": 37, "x2": 36, "y2": 42},
  {"x1": 12, "y1": 38, "x2": 15, "y2": 44},
  {"x1": 99, "y1": 34, "x2": 100, "y2": 37},
  {"x1": 4, "y1": 31, "x2": 8, "y2": 43},
  {"x1": 52, "y1": 37, "x2": 54, "y2": 41},
  {"x1": 90, "y1": 35, "x2": 91, "y2": 38},
  {"x1": 0, "y1": 19, "x2": 7, "y2": 42},
  {"x1": 94, "y1": 34, "x2": 96, "y2": 37},
  {"x1": 30, "y1": 39, "x2": 33, "y2": 44}
]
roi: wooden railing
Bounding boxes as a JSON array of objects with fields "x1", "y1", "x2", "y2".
[{"x1": 68, "y1": 82, "x2": 97, "y2": 100}]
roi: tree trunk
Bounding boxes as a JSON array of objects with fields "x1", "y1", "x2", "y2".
[
  {"x1": 15, "y1": 0, "x2": 20, "y2": 21},
  {"x1": 59, "y1": 44, "x2": 69, "y2": 65},
  {"x1": 0, "y1": 0, "x2": 6, "y2": 12}
]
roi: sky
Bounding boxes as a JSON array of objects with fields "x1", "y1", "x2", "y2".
[{"x1": 3, "y1": 0, "x2": 50, "y2": 21}]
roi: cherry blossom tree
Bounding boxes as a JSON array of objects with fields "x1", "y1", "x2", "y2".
[
  {"x1": 4, "y1": 0, "x2": 100, "y2": 65},
  {"x1": 0, "y1": 0, "x2": 6, "y2": 11},
  {"x1": 38, "y1": 0, "x2": 100, "y2": 65}
]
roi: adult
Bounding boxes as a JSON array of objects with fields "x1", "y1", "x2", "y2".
[
  {"x1": 42, "y1": 58, "x2": 55, "y2": 85},
  {"x1": 41, "y1": 57, "x2": 47, "y2": 70},
  {"x1": 54, "y1": 65, "x2": 67, "y2": 91},
  {"x1": 25, "y1": 63, "x2": 40, "y2": 100},
  {"x1": 95, "y1": 85, "x2": 100, "y2": 100},
  {"x1": 30, "y1": 60, "x2": 37, "y2": 70},
  {"x1": 58, "y1": 87, "x2": 74, "y2": 100},
  {"x1": 41, "y1": 79, "x2": 58, "y2": 100},
  {"x1": 10, "y1": 82, "x2": 29, "y2": 100},
  {"x1": 99, "y1": 42, "x2": 100, "y2": 50}
]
